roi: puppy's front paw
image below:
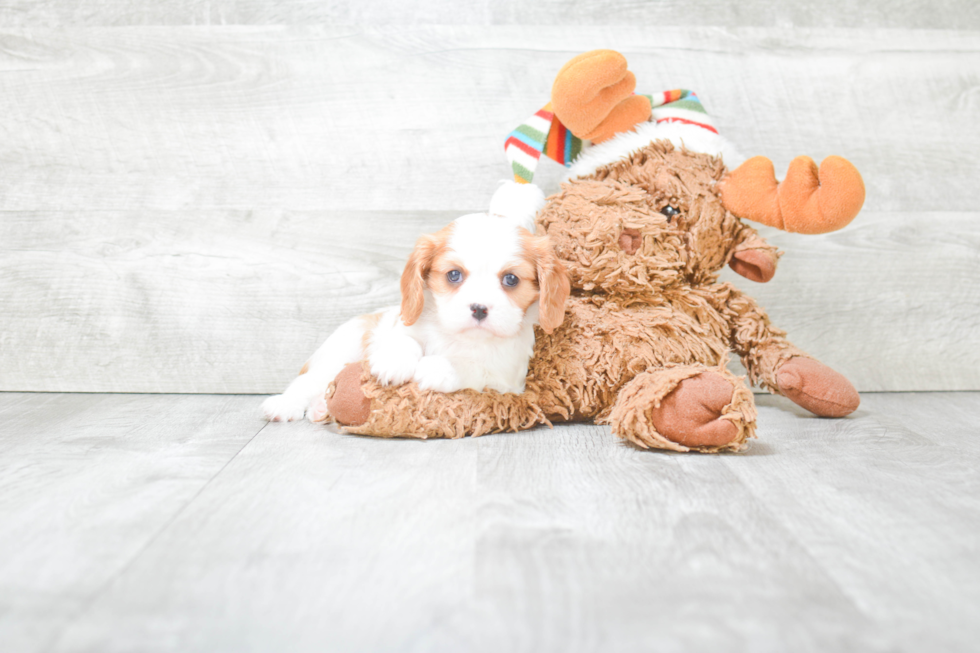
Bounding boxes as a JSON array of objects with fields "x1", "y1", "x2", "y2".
[
  {"x1": 370, "y1": 339, "x2": 423, "y2": 386},
  {"x1": 414, "y1": 356, "x2": 462, "y2": 393},
  {"x1": 262, "y1": 394, "x2": 308, "y2": 422}
]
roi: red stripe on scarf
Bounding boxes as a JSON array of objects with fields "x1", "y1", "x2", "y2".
[
  {"x1": 505, "y1": 136, "x2": 542, "y2": 157},
  {"x1": 545, "y1": 120, "x2": 565, "y2": 163}
]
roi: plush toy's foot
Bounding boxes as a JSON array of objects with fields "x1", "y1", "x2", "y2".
[
  {"x1": 776, "y1": 357, "x2": 860, "y2": 417},
  {"x1": 551, "y1": 49, "x2": 652, "y2": 143},
  {"x1": 648, "y1": 373, "x2": 739, "y2": 448},
  {"x1": 327, "y1": 363, "x2": 371, "y2": 426},
  {"x1": 608, "y1": 365, "x2": 757, "y2": 453}
]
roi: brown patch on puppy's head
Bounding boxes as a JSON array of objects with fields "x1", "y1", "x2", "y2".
[
  {"x1": 400, "y1": 224, "x2": 453, "y2": 325},
  {"x1": 501, "y1": 256, "x2": 539, "y2": 311},
  {"x1": 425, "y1": 254, "x2": 468, "y2": 297}
]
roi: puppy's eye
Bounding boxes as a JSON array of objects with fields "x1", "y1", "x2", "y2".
[
  {"x1": 661, "y1": 206, "x2": 679, "y2": 223},
  {"x1": 502, "y1": 273, "x2": 519, "y2": 288},
  {"x1": 446, "y1": 269, "x2": 463, "y2": 283}
]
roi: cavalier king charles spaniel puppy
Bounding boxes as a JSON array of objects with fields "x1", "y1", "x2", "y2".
[{"x1": 262, "y1": 182, "x2": 570, "y2": 422}]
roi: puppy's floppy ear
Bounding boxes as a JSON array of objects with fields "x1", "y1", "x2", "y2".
[
  {"x1": 400, "y1": 229, "x2": 450, "y2": 326},
  {"x1": 525, "y1": 233, "x2": 570, "y2": 334},
  {"x1": 400, "y1": 234, "x2": 437, "y2": 326}
]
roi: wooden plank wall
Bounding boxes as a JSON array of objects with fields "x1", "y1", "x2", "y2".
[{"x1": 1, "y1": 3, "x2": 978, "y2": 393}]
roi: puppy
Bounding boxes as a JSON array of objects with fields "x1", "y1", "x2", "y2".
[{"x1": 262, "y1": 183, "x2": 570, "y2": 422}]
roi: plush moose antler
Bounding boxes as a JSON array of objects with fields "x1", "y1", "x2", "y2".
[
  {"x1": 719, "y1": 155, "x2": 866, "y2": 234},
  {"x1": 551, "y1": 50, "x2": 653, "y2": 143}
]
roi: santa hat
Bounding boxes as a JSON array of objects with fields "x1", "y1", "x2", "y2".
[{"x1": 505, "y1": 90, "x2": 745, "y2": 184}]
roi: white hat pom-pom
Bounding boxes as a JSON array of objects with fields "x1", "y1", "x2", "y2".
[{"x1": 488, "y1": 181, "x2": 545, "y2": 232}]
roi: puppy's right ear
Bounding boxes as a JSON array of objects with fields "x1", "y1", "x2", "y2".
[
  {"x1": 400, "y1": 233, "x2": 441, "y2": 326},
  {"x1": 523, "y1": 233, "x2": 570, "y2": 334}
]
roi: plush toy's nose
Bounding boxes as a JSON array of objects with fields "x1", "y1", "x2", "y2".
[
  {"x1": 619, "y1": 228, "x2": 642, "y2": 255},
  {"x1": 470, "y1": 304, "x2": 489, "y2": 321}
]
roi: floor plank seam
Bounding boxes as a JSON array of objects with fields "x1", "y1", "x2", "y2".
[
  {"x1": 40, "y1": 419, "x2": 271, "y2": 653},
  {"x1": 720, "y1": 455, "x2": 872, "y2": 620}
]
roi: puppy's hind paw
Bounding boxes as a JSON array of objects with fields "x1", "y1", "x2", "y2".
[
  {"x1": 261, "y1": 394, "x2": 308, "y2": 422},
  {"x1": 307, "y1": 398, "x2": 329, "y2": 423}
]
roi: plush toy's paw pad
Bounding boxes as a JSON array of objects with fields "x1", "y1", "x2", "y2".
[
  {"x1": 261, "y1": 394, "x2": 308, "y2": 422},
  {"x1": 413, "y1": 356, "x2": 462, "y2": 393},
  {"x1": 777, "y1": 357, "x2": 860, "y2": 417},
  {"x1": 649, "y1": 373, "x2": 739, "y2": 448},
  {"x1": 307, "y1": 398, "x2": 329, "y2": 423},
  {"x1": 327, "y1": 363, "x2": 371, "y2": 426}
]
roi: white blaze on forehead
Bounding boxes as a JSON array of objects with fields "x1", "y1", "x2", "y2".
[{"x1": 447, "y1": 213, "x2": 523, "y2": 272}]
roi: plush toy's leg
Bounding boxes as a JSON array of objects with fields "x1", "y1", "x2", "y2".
[
  {"x1": 325, "y1": 362, "x2": 551, "y2": 439},
  {"x1": 607, "y1": 364, "x2": 756, "y2": 453},
  {"x1": 716, "y1": 285, "x2": 860, "y2": 417}
]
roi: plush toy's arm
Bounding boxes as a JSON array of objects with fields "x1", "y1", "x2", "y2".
[
  {"x1": 713, "y1": 284, "x2": 804, "y2": 393},
  {"x1": 711, "y1": 285, "x2": 860, "y2": 417},
  {"x1": 728, "y1": 224, "x2": 781, "y2": 283}
]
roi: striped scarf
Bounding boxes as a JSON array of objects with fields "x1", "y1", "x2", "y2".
[{"x1": 505, "y1": 89, "x2": 716, "y2": 184}]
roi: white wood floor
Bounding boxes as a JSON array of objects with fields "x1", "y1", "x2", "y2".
[{"x1": 2, "y1": 391, "x2": 978, "y2": 652}]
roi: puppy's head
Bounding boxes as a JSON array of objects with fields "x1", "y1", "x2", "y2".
[{"x1": 400, "y1": 215, "x2": 570, "y2": 339}]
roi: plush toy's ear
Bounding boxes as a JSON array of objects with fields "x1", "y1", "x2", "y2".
[
  {"x1": 489, "y1": 181, "x2": 546, "y2": 232},
  {"x1": 729, "y1": 248, "x2": 778, "y2": 283},
  {"x1": 400, "y1": 233, "x2": 444, "y2": 326},
  {"x1": 728, "y1": 231, "x2": 781, "y2": 283},
  {"x1": 523, "y1": 234, "x2": 570, "y2": 334}
]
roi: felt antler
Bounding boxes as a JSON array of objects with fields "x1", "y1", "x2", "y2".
[
  {"x1": 719, "y1": 155, "x2": 866, "y2": 234},
  {"x1": 551, "y1": 49, "x2": 652, "y2": 143}
]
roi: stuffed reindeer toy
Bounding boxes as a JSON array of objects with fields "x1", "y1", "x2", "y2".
[{"x1": 322, "y1": 49, "x2": 865, "y2": 452}]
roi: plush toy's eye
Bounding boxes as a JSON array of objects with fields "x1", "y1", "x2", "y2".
[
  {"x1": 447, "y1": 269, "x2": 463, "y2": 283},
  {"x1": 502, "y1": 273, "x2": 519, "y2": 288},
  {"x1": 661, "y1": 206, "x2": 679, "y2": 223}
]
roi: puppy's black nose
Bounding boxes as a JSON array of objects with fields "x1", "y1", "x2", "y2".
[{"x1": 470, "y1": 304, "x2": 488, "y2": 321}]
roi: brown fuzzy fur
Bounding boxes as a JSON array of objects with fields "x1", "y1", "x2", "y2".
[{"x1": 330, "y1": 141, "x2": 823, "y2": 452}]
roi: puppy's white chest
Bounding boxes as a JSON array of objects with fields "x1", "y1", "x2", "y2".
[{"x1": 430, "y1": 327, "x2": 534, "y2": 394}]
